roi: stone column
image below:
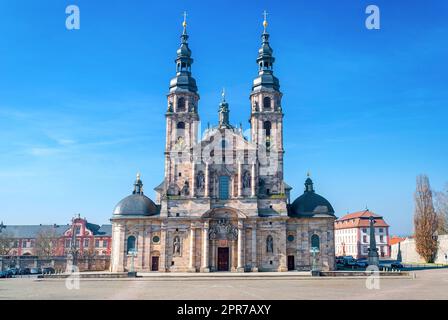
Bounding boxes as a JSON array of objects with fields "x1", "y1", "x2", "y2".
[
  {"x1": 237, "y1": 162, "x2": 243, "y2": 197},
  {"x1": 113, "y1": 223, "x2": 126, "y2": 272},
  {"x1": 237, "y1": 220, "x2": 244, "y2": 272},
  {"x1": 137, "y1": 224, "x2": 144, "y2": 270},
  {"x1": 191, "y1": 163, "x2": 196, "y2": 197},
  {"x1": 251, "y1": 225, "x2": 258, "y2": 272},
  {"x1": 201, "y1": 221, "x2": 210, "y2": 272},
  {"x1": 144, "y1": 225, "x2": 152, "y2": 271},
  {"x1": 159, "y1": 221, "x2": 168, "y2": 272},
  {"x1": 251, "y1": 162, "x2": 256, "y2": 197},
  {"x1": 278, "y1": 221, "x2": 288, "y2": 272},
  {"x1": 204, "y1": 163, "x2": 209, "y2": 198},
  {"x1": 188, "y1": 223, "x2": 196, "y2": 272}
]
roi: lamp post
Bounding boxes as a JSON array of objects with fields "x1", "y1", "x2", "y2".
[
  {"x1": 367, "y1": 216, "x2": 379, "y2": 267},
  {"x1": 310, "y1": 247, "x2": 320, "y2": 276},
  {"x1": 68, "y1": 219, "x2": 78, "y2": 273}
]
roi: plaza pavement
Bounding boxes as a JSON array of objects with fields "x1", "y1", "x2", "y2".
[{"x1": 0, "y1": 268, "x2": 447, "y2": 300}]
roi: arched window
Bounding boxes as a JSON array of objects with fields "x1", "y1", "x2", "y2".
[
  {"x1": 311, "y1": 234, "x2": 320, "y2": 250},
  {"x1": 263, "y1": 97, "x2": 271, "y2": 111},
  {"x1": 177, "y1": 122, "x2": 185, "y2": 129},
  {"x1": 177, "y1": 97, "x2": 186, "y2": 112},
  {"x1": 266, "y1": 235, "x2": 274, "y2": 253},
  {"x1": 127, "y1": 236, "x2": 136, "y2": 254},
  {"x1": 263, "y1": 121, "x2": 271, "y2": 150},
  {"x1": 263, "y1": 121, "x2": 271, "y2": 136},
  {"x1": 219, "y1": 176, "x2": 229, "y2": 200}
]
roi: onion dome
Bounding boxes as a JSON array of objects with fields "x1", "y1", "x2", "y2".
[
  {"x1": 289, "y1": 175, "x2": 335, "y2": 217},
  {"x1": 113, "y1": 173, "x2": 158, "y2": 216}
]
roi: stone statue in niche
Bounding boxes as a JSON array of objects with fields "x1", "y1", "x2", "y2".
[
  {"x1": 242, "y1": 171, "x2": 251, "y2": 189},
  {"x1": 266, "y1": 235, "x2": 274, "y2": 253},
  {"x1": 181, "y1": 181, "x2": 190, "y2": 196},
  {"x1": 196, "y1": 171, "x2": 205, "y2": 191},
  {"x1": 173, "y1": 236, "x2": 181, "y2": 255},
  {"x1": 167, "y1": 101, "x2": 173, "y2": 112},
  {"x1": 253, "y1": 101, "x2": 259, "y2": 112},
  {"x1": 189, "y1": 100, "x2": 196, "y2": 112},
  {"x1": 258, "y1": 178, "x2": 266, "y2": 195}
]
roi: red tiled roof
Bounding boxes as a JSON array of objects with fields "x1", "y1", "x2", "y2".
[
  {"x1": 388, "y1": 236, "x2": 406, "y2": 246},
  {"x1": 334, "y1": 209, "x2": 389, "y2": 229}
]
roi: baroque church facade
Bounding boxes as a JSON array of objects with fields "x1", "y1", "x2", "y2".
[{"x1": 110, "y1": 17, "x2": 336, "y2": 273}]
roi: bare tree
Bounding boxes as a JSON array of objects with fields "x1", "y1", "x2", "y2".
[
  {"x1": 34, "y1": 228, "x2": 59, "y2": 258},
  {"x1": 435, "y1": 184, "x2": 448, "y2": 235},
  {"x1": 0, "y1": 231, "x2": 13, "y2": 256},
  {"x1": 414, "y1": 175, "x2": 439, "y2": 263}
]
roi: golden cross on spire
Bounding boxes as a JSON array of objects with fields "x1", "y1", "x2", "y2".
[
  {"x1": 262, "y1": 10, "x2": 269, "y2": 30},
  {"x1": 183, "y1": 11, "x2": 187, "y2": 28}
]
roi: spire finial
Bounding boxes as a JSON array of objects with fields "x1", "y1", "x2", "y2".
[
  {"x1": 262, "y1": 10, "x2": 269, "y2": 31},
  {"x1": 221, "y1": 88, "x2": 226, "y2": 102},
  {"x1": 307, "y1": 170, "x2": 311, "y2": 177},
  {"x1": 182, "y1": 11, "x2": 187, "y2": 29},
  {"x1": 136, "y1": 172, "x2": 141, "y2": 180}
]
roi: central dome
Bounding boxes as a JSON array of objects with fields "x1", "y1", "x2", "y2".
[
  {"x1": 113, "y1": 174, "x2": 159, "y2": 217},
  {"x1": 289, "y1": 177, "x2": 335, "y2": 217}
]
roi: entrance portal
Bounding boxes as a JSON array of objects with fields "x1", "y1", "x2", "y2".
[
  {"x1": 287, "y1": 255, "x2": 295, "y2": 271},
  {"x1": 217, "y1": 247, "x2": 229, "y2": 271},
  {"x1": 151, "y1": 256, "x2": 159, "y2": 271}
]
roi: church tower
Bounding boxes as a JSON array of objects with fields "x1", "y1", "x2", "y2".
[
  {"x1": 164, "y1": 13, "x2": 199, "y2": 197},
  {"x1": 250, "y1": 12, "x2": 285, "y2": 196}
]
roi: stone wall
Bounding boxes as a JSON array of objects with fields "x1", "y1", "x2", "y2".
[{"x1": 390, "y1": 234, "x2": 448, "y2": 264}]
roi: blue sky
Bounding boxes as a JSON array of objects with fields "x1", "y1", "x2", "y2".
[{"x1": 0, "y1": 0, "x2": 447, "y2": 235}]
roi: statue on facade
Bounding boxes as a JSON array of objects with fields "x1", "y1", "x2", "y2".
[
  {"x1": 173, "y1": 236, "x2": 181, "y2": 255},
  {"x1": 266, "y1": 235, "x2": 274, "y2": 253},
  {"x1": 243, "y1": 171, "x2": 251, "y2": 189},
  {"x1": 196, "y1": 171, "x2": 205, "y2": 191},
  {"x1": 253, "y1": 101, "x2": 259, "y2": 112},
  {"x1": 182, "y1": 181, "x2": 190, "y2": 196},
  {"x1": 258, "y1": 178, "x2": 266, "y2": 195},
  {"x1": 167, "y1": 101, "x2": 173, "y2": 113}
]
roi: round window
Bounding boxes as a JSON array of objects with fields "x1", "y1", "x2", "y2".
[
  {"x1": 287, "y1": 235, "x2": 295, "y2": 242},
  {"x1": 152, "y1": 236, "x2": 160, "y2": 243}
]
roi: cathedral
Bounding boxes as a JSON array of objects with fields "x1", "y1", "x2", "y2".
[{"x1": 110, "y1": 16, "x2": 336, "y2": 273}]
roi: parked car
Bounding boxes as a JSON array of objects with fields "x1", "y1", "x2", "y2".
[
  {"x1": 19, "y1": 268, "x2": 31, "y2": 275},
  {"x1": 391, "y1": 262, "x2": 404, "y2": 269},
  {"x1": 0, "y1": 270, "x2": 12, "y2": 278},
  {"x1": 30, "y1": 268, "x2": 42, "y2": 275},
  {"x1": 6, "y1": 268, "x2": 20, "y2": 276},
  {"x1": 354, "y1": 260, "x2": 368, "y2": 268},
  {"x1": 42, "y1": 267, "x2": 55, "y2": 274}
]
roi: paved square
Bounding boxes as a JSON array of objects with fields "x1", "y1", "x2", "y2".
[{"x1": 1, "y1": 269, "x2": 447, "y2": 300}]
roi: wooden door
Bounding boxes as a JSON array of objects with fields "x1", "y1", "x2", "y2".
[
  {"x1": 217, "y1": 247, "x2": 229, "y2": 271},
  {"x1": 151, "y1": 256, "x2": 159, "y2": 271},
  {"x1": 287, "y1": 255, "x2": 295, "y2": 271}
]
